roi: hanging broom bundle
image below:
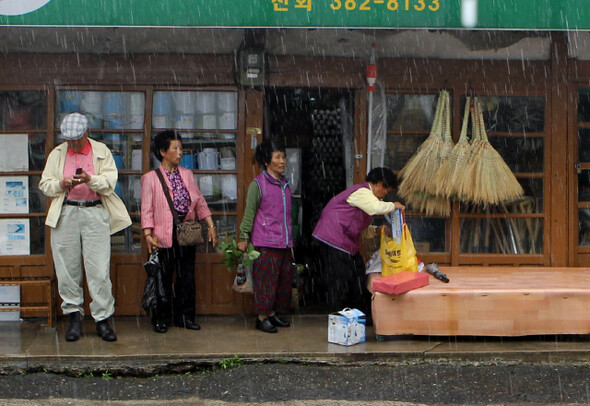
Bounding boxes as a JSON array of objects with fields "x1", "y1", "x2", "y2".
[
  {"x1": 464, "y1": 98, "x2": 524, "y2": 206},
  {"x1": 398, "y1": 90, "x2": 446, "y2": 198},
  {"x1": 398, "y1": 90, "x2": 453, "y2": 216},
  {"x1": 435, "y1": 96, "x2": 474, "y2": 200}
]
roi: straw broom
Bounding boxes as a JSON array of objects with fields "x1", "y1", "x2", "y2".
[
  {"x1": 398, "y1": 90, "x2": 453, "y2": 216},
  {"x1": 420, "y1": 90, "x2": 453, "y2": 216},
  {"x1": 453, "y1": 98, "x2": 483, "y2": 202},
  {"x1": 435, "y1": 96, "x2": 473, "y2": 200},
  {"x1": 422, "y1": 91, "x2": 454, "y2": 193},
  {"x1": 466, "y1": 99, "x2": 524, "y2": 206},
  {"x1": 398, "y1": 90, "x2": 446, "y2": 200}
]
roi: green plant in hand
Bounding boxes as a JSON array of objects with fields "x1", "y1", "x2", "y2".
[{"x1": 220, "y1": 238, "x2": 260, "y2": 272}]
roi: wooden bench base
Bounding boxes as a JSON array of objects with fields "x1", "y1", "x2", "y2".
[{"x1": 372, "y1": 267, "x2": 590, "y2": 337}]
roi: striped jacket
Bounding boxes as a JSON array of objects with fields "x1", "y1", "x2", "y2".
[{"x1": 141, "y1": 165, "x2": 212, "y2": 248}]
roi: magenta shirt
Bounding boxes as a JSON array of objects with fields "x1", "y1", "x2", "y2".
[
  {"x1": 64, "y1": 139, "x2": 100, "y2": 201},
  {"x1": 162, "y1": 167, "x2": 190, "y2": 214}
]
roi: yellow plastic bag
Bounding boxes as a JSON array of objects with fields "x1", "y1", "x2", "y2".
[{"x1": 379, "y1": 223, "x2": 418, "y2": 276}]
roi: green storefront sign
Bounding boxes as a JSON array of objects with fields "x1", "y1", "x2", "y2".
[{"x1": 0, "y1": 0, "x2": 588, "y2": 30}]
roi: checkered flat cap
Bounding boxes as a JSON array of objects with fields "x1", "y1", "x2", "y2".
[{"x1": 60, "y1": 113, "x2": 88, "y2": 140}]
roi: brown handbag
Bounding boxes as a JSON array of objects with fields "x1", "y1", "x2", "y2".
[{"x1": 155, "y1": 168, "x2": 204, "y2": 246}]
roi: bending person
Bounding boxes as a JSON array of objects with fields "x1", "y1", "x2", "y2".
[{"x1": 312, "y1": 167, "x2": 404, "y2": 316}]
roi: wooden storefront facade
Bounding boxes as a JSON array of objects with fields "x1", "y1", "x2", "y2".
[{"x1": 0, "y1": 31, "x2": 589, "y2": 317}]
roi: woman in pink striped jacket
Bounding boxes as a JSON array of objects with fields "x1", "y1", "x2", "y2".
[{"x1": 141, "y1": 131, "x2": 217, "y2": 334}]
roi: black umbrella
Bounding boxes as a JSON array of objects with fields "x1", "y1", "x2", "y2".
[{"x1": 141, "y1": 248, "x2": 167, "y2": 313}]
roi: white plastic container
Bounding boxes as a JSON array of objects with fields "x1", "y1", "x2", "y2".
[
  {"x1": 198, "y1": 148, "x2": 219, "y2": 170},
  {"x1": 196, "y1": 114, "x2": 217, "y2": 129},
  {"x1": 174, "y1": 113, "x2": 195, "y2": 129},
  {"x1": 131, "y1": 149, "x2": 142, "y2": 171},
  {"x1": 221, "y1": 175, "x2": 237, "y2": 200},
  {"x1": 216, "y1": 92, "x2": 237, "y2": 113},
  {"x1": 152, "y1": 115, "x2": 172, "y2": 129},
  {"x1": 173, "y1": 91, "x2": 197, "y2": 114},
  {"x1": 196, "y1": 92, "x2": 217, "y2": 114},
  {"x1": 126, "y1": 93, "x2": 145, "y2": 129},
  {"x1": 217, "y1": 112, "x2": 237, "y2": 130}
]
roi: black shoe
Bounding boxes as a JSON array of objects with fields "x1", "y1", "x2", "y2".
[
  {"x1": 96, "y1": 319, "x2": 117, "y2": 342},
  {"x1": 175, "y1": 319, "x2": 201, "y2": 330},
  {"x1": 256, "y1": 317, "x2": 277, "y2": 334},
  {"x1": 269, "y1": 314, "x2": 290, "y2": 328},
  {"x1": 153, "y1": 323, "x2": 168, "y2": 333},
  {"x1": 65, "y1": 312, "x2": 82, "y2": 342}
]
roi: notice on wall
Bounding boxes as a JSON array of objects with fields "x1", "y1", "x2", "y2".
[
  {"x1": 0, "y1": 219, "x2": 29, "y2": 255},
  {"x1": 0, "y1": 176, "x2": 28, "y2": 214},
  {"x1": 0, "y1": 134, "x2": 28, "y2": 171}
]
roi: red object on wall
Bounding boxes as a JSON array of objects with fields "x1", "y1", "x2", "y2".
[{"x1": 372, "y1": 271, "x2": 429, "y2": 295}]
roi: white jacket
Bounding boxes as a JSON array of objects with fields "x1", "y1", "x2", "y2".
[{"x1": 39, "y1": 138, "x2": 132, "y2": 234}]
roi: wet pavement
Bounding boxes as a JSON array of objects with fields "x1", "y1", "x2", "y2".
[
  {"x1": 2, "y1": 315, "x2": 590, "y2": 404},
  {"x1": 1, "y1": 315, "x2": 590, "y2": 375}
]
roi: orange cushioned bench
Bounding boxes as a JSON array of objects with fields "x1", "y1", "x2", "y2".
[{"x1": 372, "y1": 267, "x2": 590, "y2": 337}]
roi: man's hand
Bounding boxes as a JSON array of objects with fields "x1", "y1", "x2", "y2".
[{"x1": 72, "y1": 169, "x2": 90, "y2": 185}]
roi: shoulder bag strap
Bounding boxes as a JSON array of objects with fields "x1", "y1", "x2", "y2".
[{"x1": 155, "y1": 168, "x2": 181, "y2": 227}]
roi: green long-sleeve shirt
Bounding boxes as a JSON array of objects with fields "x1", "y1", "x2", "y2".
[{"x1": 238, "y1": 181, "x2": 261, "y2": 242}]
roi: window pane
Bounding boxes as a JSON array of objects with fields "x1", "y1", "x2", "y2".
[
  {"x1": 152, "y1": 91, "x2": 237, "y2": 130},
  {"x1": 117, "y1": 175, "x2": 141, "y2": 214},
  {"x1": 29, "y1": 133, "x2": 48, "y2": 171},
  {"x1": 578, "y1": 170, "x2": 590, "y2": 202},
  {"x1": 29, "y1": 175, "x2": 47, "y2": 214},
  {"x1": 578, "y1": 129, "x2": 590, "y2": 162},
  {"x1": 477, "y1": 96, "x2": 545, "y2": 133},
  {"x1": 194, "y1": 174, "x2": 237, "y2": 212},
  {"x1": 112, "y1": 216, "x2": 141, "y2": 254},
  {"x1": 150, "y1": 132, "x2": 237, "y2": 171},
  {"x1": 578, "y1": 89, "x2": 590, "y2": 123},
  {"x1": 383, "y1": 133, "x2": 428, "y2": 171},
  {"x1": 405, "y1": 216, "x2": 447, "y2": 253},
  {"x1": 386, "y1": 94, "x2": 438, "y2": 131},
  {"x1": 209, "y1": 215, "x2": 237, "y2": 254},
  {"x1": 460, "y1": 217, "x2": 543, "y2": 254},
  {"x1": 0, "y1": 91, "x2": 46, "y2": 131},
  {"x1": 488, "y1": 136, "x2": 544, "y2": 173},
  {"x1": 460, "y1": 178, "x2": 544, "y2": 214},
  {"x1": 30, "y1": 216, "x2": 46, "y2": 255},
  {"x1": 579, "y1": 209, "x2": 590, "y2": 246},
  {"x1": 56, "y1": 91, "x2": 145, "y2": 130}
]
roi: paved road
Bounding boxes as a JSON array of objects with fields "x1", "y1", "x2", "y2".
[{"x1": 1, "y1": 362, "x2": 590, "y2": 405}]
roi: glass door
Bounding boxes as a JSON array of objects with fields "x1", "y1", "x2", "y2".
[{"x1": 574, "y1": 88, "x2": 590, "y2": 264}]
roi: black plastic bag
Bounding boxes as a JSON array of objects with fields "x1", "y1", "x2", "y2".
[{"x1": 142, "y1": 249, "x2": 167, "y2": 312}]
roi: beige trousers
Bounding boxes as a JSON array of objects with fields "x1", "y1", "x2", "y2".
[{"x1": 50, "y1": 204, "x2": 115, "y2": 321}]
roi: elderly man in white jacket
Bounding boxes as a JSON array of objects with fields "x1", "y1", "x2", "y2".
[{"x1": 39, "y1": 113, "x2": 131, "y2": 342}]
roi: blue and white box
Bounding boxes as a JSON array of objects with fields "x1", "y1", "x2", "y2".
[
  {"x1": 390, "y1": 208, "x2": 403, "y2": 244},
  {"x1": 0, "y1": 285, "x2": 20, "y2": 321},
  {"x1": 328, "y1": 308, "x2": 366, "y2": 346}
]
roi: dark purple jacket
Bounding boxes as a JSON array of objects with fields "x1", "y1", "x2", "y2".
[
  {"x1": 251, "y1": 171, "x2": 293, "y2": 249},
  {"x1": 312, "y1": 182, "x2": 373, "y2": 255}
]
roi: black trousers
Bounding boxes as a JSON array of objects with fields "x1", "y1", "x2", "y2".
[
  {"x1": 317, "y1": 241, "x2": 371, "y2": 316},
  {"x1": 153, "y1": 232, "x2": 197, "y2": 326}
]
